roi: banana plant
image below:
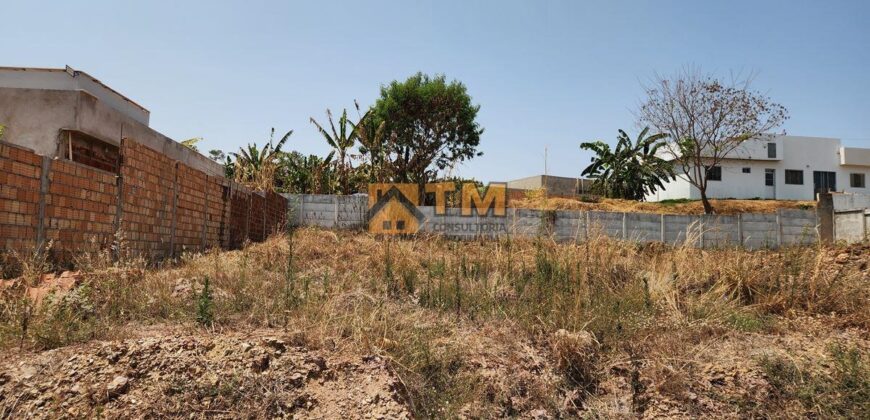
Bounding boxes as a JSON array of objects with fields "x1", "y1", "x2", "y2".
[
  {"x1": 311, "y1": 108, "x2": 358, "y2": 194},
  {"x1": 231, "y1": 128, "x2": 292, "y2": 191},
  {"x1": 580, "y1": 127, "x2": 675, "y2": 200}
]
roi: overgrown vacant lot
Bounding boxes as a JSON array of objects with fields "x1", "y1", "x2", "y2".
[
  {"x1": 511, "y1": 194, "x2": 816, "y2": 215},
  {"x1": 1, "y1": 229, "x2": 868, "y2": 418}
]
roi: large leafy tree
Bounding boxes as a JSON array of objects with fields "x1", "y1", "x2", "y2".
[
  {"x1": 637, "y1": 67, "x2": 788, "y2": 213},
  {"x1": 231, "y1": 128, "x2": 292, "y2": 191},
  {"x1": 310, "y1": 108, "x2": 358, "y2": 194},
  {"x1": 370, "y1": 73, "x2": 483, "y2": 192},
  {"x1": 580, "y1": 128, "x2": 675, "y2": 200}
]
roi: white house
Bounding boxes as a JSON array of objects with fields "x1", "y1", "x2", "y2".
[{"x1": 647, "y1": 135, "x2": 870, "y2": 201}]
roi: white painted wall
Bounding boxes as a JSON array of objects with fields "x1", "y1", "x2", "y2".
[{"x1": 647, "y1": 136, "x2": 870, "y2": 201}]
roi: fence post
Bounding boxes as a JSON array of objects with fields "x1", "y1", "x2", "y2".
[
  {"x1": 621, "y1": 212, "x2": 627, "y2": 239},
  {"x1": 584, "y1": 211, "x2": 590, "y2": 241},
  {"x1": 334, "y1": 195, "x2": 339, "y2": 227},
  {"x1": 35, "y1": 156, "x2": 51, "y2": 253},
  {"x1": 776, "y1": 208, "x2": 783, "y2": 248},
  {"x1": 816, "y1": 192, "x2": 834, "y2": 244},
  {"x1": 660, "y1": 213, "x2": 665, "y2": 243},
  {"x1": 737, "y1": 213, "x2": 744, "y2": 248}
]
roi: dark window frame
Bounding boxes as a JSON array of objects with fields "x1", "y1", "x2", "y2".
[
  {"x1": 706, "y1": 166, "x2": 722, "y2": 181},
  {"x1": 785, "y1": 169, "x2": 804, "y2": 185},
  {"x1": 742, "y1": 167, "x2": 751, "y2": 174},
  {"x1": 851, "y1": 173, "x2": 866, "y2": 188},
  {"x1": 767, "y1": 142, "x2": 777, "y2": 158},
  {"x1": 764, "y1": 169, "x2": 775, "y2": 186}
]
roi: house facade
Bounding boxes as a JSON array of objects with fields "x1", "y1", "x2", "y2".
[
  {"x1": 0, "y1": 65, "x2": 223, "y2": 176},
  {"x1": 647, "y1": 135, "x2": 870, "y2": 201}
]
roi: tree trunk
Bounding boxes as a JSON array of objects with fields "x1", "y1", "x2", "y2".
[{"x1": 699, "y1": 188, "x2": 714, "y2": 214}]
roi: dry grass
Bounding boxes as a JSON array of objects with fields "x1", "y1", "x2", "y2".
[
  {"x1": 510, "y1": 189, "x2": 816, "y2": 215},
  {"x1": 0, "y1": 228, "x2": 867, "y2": 417}
]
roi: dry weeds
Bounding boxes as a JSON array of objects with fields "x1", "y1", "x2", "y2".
[
  {"x1": 511, "y1": 190, "x2": 816, "y2": 215},
  {"x1": 0, "y1": 228, "x2": 867, "y2": 418}
]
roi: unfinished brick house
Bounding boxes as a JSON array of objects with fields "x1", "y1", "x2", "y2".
[{"x1": 0, "y1": 66, "x2": 286, "y2": 263}]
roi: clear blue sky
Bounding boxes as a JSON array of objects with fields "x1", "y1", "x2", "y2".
[{"x1": 5, "y1": 1, "x2": 869, "y2": 183}]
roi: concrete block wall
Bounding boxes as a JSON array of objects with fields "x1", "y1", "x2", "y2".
[
  {"x1": 0, "y1": 140, "x2": 288, "y2": 263},
  {"x1": 285, "y1": 193, "x2": 820, "y2": 249},
  {"x1": 827, "y1": 192, "x2": 870, "y2": 243}
]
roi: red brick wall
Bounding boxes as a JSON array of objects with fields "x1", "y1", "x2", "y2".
[
  {"x1": 0, "y1": 143, "x2": 41, "y2": 253},
  {"x1": 265, "y1": 191, "x2": 287, "y2": 236},
  {"x1": 45, "y1": 159, "x2": 118, "y2": 260},
  {"x1": 119, "y1": 140, "x2": 176, "y2": 260},
  {"x1": 173, "y1": 163, "x2": 208, "y2": 253},
  {"x1": 248, "y1": 192, "x2": 266, "y2": 243},
  {"x1": 228, "y1": 185, "x2": 251, "y2": 249},
  {"x1": 0, "y1": 138, "x2": 287, "y2": 264},
  {"x1": 204, "y1": 176, "x2": 226, "y2": 248}
]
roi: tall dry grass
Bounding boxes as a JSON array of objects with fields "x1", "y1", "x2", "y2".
[{"x1": 0, "y1": 227, "x2": 866, "y2": 416}]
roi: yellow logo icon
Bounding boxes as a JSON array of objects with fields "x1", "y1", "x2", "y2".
[{"x1": 367, "y1": 182, "x2": 507, "y2": 235}]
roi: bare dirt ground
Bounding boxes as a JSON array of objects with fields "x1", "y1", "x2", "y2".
[{"x1": 0, "y1": 327, "x2": 410, "y2": 419}]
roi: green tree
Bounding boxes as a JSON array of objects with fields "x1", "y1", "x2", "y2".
[
  {"x1": 231, "y1": 128, "x2": 292, "y2": 191},
  {"x1": 310, "y1": 108, "x2": 358, "y2": 194},
  {"x1": 580, "y1": 128, "x2": 675, "y2": 200},
  {"x1": 370, "y1": 73, "x2": 483, "y2": 193},
  {"x1": 276, "y1": 151, "x2": 336, "y2": 194}
]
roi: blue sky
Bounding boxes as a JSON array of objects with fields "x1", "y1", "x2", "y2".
[{"x1": 5, "y1": 0, "x2": 869, "y2": 182}]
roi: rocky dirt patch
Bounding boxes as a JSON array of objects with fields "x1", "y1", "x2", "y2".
[{"x1": 0, "y1": 329, "x2": 410, "y2": 419}]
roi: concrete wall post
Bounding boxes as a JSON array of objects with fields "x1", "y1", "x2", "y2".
[
  {"x1": 35, "y1": 156, "x2": 51, "y2": 252},
  {"x1": 816, "y1": 192, "x2": 834, "y2": 244},
  {"x1": 660, "y1": 214, "x2": 665, "y2": 243},
  {"x1": 169, "y1": 162, "x2": 179, "y2": 257},
  {"x1": 776, "y1": 209, "x2": 783, "y2": 248}
]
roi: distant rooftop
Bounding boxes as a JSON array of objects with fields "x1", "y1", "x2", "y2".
[{"x1": 0, "y1": 66, "x2": 150, "y2": 125}]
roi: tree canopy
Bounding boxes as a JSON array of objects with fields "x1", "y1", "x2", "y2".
[
  {"x1": 637, "y1": 67, "x2": 788, "y2": 213},
  {"x1": 370, "y1": 73, "x2": 483, "y2": 186}
]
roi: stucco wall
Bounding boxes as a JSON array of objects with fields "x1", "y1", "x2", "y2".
[
  {"x1": 648, "y1": 136, "x2": 870, "y2": 201},
  {"x1": 0, "y1": 87, "x2": 224, "y2": 177}
]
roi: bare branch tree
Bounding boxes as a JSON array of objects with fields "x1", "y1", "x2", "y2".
[{"x1": 637, "y1": 67, "x2": 789, "y2": 213}]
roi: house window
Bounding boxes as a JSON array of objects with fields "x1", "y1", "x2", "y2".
[
  {"x1": 785, "y1": 170, "x2": 804, "y2": 185},
  {"x1": 706, "y1": 166, "x2": 722, "y2": 181},
  {"x1": 851, "y1": 173, "x2": 866, "y2": 188},
  {"x1": 765, "y1": 169, "x2": 775, "y2": 186},
  {"x1": 742, "y1": 167, "x2": 751, "y2": 174},
  {"x1": 767, "y1": 142, "x2": 777, "y2": 158},
  {"x1": 396, "y1": 220, "x2": 406, "y2": 230},
  {"x1": 382, "y1": 220, "x2": 392, "y2": 230}
]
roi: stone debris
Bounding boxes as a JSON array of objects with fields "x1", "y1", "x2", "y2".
[{"x1": 0, "y1": 331, "x2": 411, "y2": 419}]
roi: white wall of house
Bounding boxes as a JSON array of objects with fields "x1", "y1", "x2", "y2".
[{"x1": 647, "y1": 136, "x2": 870, "y2": 201}]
